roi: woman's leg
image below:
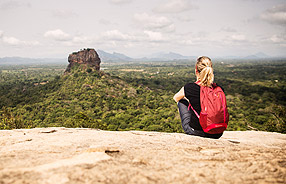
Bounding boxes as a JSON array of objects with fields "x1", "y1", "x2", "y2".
[
  {"x1": 177, "y1": 99, "x2": 204, "y2": 136},
  {"x1": 177, "y1": 99, "x2": 222, "y2": 138}
]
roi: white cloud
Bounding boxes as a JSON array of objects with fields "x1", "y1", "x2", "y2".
[
  {"x1": 261, "y1": 4, "x2": 286, "y2": 25},
  {"x1": 109, "y1": 0, "x2": 132, "y2": 4},
  {"x1": 270, "y1": 34, "x2": 286, "y2": 43},
  {"x1": 44, "y1": 29, "x2": 71, "y2": 41},
  {"x1": 153, "y1": 0, "x2": 195, "y2": 14},
  {"x1": 99, "y1": 18, "x2": 113, "y2": 25},
  {"x1": 221, "y1": 26, "x2": 237, "y2": 33},
  {"x1": 102, "y1": 30, "x2": 136, "y2": 41},
  {"x1": 0, "y1": 32, "x2": 39, "y2": 46},
  {"x1": 52, "y1": 10, "x2": 78, "y2": 19},
  {"x1": 230, "y1": 34, "x2": 246, "y2": 41},
  {"x1": 0, "y1": 0, "x2": 31, "y2": 10},
  {"x1": 178, "y1": 39, "x2": 193, "y2": 45},
  {"x1": 134, "y1": 13, "x2": 175, "y2": 32},
  {"x1": 23, "y1": 41, "x2": 40, "y2": 46},
  {"x1": 44, "y1": 29, "x2": 98, "y2": 46},
  {"x1": 144, "y1": 31, "x2": 166, "y2": 42},
  {"x1": 176, "y1": 16, "x2": 193, "y2": 22},
  {"x1": 2, "y1": 36, "x2": 21, "y2": 45},
  {"x1": 71, "y1": 36, "x2": 90, "y2": 44}
]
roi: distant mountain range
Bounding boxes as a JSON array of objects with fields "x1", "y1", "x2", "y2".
[
  {"x1": 143, "y1": 52, "x2": 196, "y2": 61},
  {"x1": 97, "y1": 50, "x2": 133, "y2": 62},
  {"x1": 97, "y1": 50, "x2": 196, "y2": 62},
  {"x1": 96, "y1": 51, "x2": 276, "y2": 62},
  {"x1": 0, "y1": 51, "x2": 282, "y2": 65},
  {"x1": 217, "y1": 52, "x2": 274, "y2": 60},
  {"x1": 0, "y1": 57, "x2": 67, "y2": 65}
]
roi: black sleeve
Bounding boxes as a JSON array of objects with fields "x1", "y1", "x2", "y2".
[
  {"x1": 184, "y1": 83, "x2": 201, "y2": 112},
  {"x1": 184, "y1": 83, "x2": 192, "y2": 99},
  {"x1": 183, "y1": 82, "x2": 202, "y2": 130}
]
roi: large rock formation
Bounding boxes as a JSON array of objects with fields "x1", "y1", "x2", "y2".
[{"x1": 65, "y1": 48, "x2": 101, "y2": 73}]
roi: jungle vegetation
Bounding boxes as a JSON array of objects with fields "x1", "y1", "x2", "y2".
[{"x1": 0, "y1": 59, "x2": 285, "y2": 133}]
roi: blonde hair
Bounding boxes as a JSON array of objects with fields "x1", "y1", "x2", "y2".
[{"x1": 196, "y1": 56, "x2": 214, "y2": 87}]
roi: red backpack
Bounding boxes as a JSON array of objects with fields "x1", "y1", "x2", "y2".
[{"x1": 189, "y1": 82, "x2": 229, "y2": 134}]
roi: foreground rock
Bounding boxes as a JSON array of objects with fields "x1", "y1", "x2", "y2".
[{"x1": 0, "y1": 128, "x2": 285, "y2": 184}]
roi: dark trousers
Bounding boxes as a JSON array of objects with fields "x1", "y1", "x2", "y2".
[{"x1": 177, "y1": 99, "x2": 222, "y2": 139}]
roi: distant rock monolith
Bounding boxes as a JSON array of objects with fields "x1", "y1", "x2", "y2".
[{"x1": 65, "y1": 48, "x2": 101, "y2": 73}]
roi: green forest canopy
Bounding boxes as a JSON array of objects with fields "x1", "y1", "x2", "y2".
[{"x1": 0, "y1": 60, "x2": 285, "y2": 133}]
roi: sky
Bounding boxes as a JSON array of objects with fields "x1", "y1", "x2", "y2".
[{"x1": 0, "y1": 0, "x2": 285, "y2": 58}]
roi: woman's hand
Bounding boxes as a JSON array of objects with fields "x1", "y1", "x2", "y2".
[{"x1": 173, "y1": 87, "x2": 185, "y2": 102}]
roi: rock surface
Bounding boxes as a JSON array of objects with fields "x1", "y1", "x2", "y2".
[
  {"x1": 65, "y1": 48, "x2": 101, "y2": 73},
  {"x1": 0, "y1": 128, "x2": 285, "y2": 184}
]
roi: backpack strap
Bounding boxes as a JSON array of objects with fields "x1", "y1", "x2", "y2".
[{"x1": 188, "y1": 103, "x2": 200, "y2": 118}]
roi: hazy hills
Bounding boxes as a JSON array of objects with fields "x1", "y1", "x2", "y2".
[
  {"x1": 0, "y1": 50, "x2": 279, "y2": 65},
  {"x1": 0, "y1": 57, "x2": 67, "y2": 65},
  {"x1": 97, "y1": 50, "x2": 195, "y2": 62},
  {"x1": 97, "y1": 50, "x2": 133, "y2": 62}
]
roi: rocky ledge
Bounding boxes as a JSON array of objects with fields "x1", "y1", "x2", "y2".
[{"x1": 0, "y1": 128, "x2": 285, "y2": 184}]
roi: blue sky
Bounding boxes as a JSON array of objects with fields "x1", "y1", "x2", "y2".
[{"x1": 0, "y1": 0, "x2": 285, "y2": 58}]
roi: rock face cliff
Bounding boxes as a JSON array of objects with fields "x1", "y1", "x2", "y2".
[
  {"x1": 0, "y1": 128, "x2": 285, "y2": 184},
  {"x1": 65, "y1": 48, "x2": 101, "y2": 73}
]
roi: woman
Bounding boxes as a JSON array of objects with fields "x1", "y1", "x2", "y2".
[{"x1": 173, "y1": 56, "x2": 223, "y2": 139}]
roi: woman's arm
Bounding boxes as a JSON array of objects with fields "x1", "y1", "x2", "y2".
[{"x1": 173, "y1": 87, "x2": 185, "y2": 102}]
